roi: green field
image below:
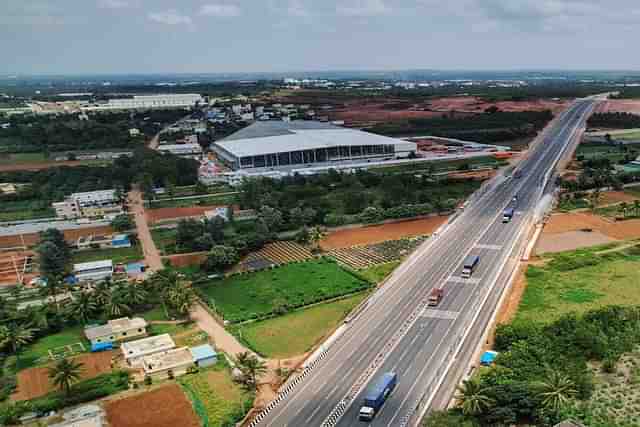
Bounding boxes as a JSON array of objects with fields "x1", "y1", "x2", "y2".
[
  {"x1": 197, "y1": 258, "x2": 371, "y2": 323},
  {"x1": 359, "y1": 261, "x2": 400, "y2": 284},
  {"x1": 0, "y1": 199, "x2": 54, "y2": 222},
  {"x1": 514, "y1": 244, "x2": 640, "y2": 326},
  {"x1": 151, "y1": 228, "x2": 178, "y2": 255},
  {"x1": 148, "y1": 193, "x2": 238, "y2": 209},
  {"x1": 180, "y1": 361, "x2": 253, "y2": 427},
  {"x1": 71, "y1": 246, "x2": 143, "y2": 265},
  {"x1": 234, "y1": 293, "x2": 367, "y2": 358},
  {"x1": 576, "y1": 142, "x2": 627, "y2": 163},
  {"x1": 374, "y1": 156, "x2": 504, "y2": 175},
  {"x1": 0, "y1": 152, "x2": 47, "y2": 164},
  {"x1": 17, "y1": 325, "x2": 87, "y2": 370}
]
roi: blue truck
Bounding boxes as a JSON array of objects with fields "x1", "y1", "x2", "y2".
[
  {"x1": 461, "y1": 255, "x2": 480, "y2": 279},
  {"x1": 502, "y1": 207, "x2": 514, "y2": 223},
  {"x1": 359, "y1": 372, "x2": 397, "y2": 421}
]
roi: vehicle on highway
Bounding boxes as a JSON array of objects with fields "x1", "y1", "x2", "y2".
[
  {"x1": 502, "y1": 207, "x2": 514, "y2": 223},
  {"x1": 461, "y1": 255, "x2": 480, "y2": 279},
  {"x1": 514, "y1": 170, "x2": 523, "y2": 179},
  {"x1": 358, "y1": 372, "x2": 397, "y2": 422},
  {"x1": 428, "y1": 288, "x2": 444, "y2": 306}
]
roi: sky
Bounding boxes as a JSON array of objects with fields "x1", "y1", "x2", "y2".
[{"x1": 2, "y1": 0, "x2": 640, "y2": 75}]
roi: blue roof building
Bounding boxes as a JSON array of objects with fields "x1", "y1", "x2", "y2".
[
  {"x1": 111, "y1": 234, "x2": 131, "y2": 248},
  {"x1": 480, "y1": 350, "x2": 499, "y2": 366},
  {"x1": 190, "y1": 344, "x2": 217, "y2": 368}
]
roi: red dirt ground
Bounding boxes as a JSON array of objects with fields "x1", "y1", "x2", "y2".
[
  {"x1": 0, "y1": 225, "x2": 114, "y2": 250},
  {"x1": 105, "y1": 384, "x2": 200, "y2": 427},
  {"x1": 146, "y1": 205, "x2": 225, "y2": 224},
  {"x1": 600, "y1": 191, "x2": 639, "y2": 205},
  {"x1": 542, "y1": 211, "x2": 640, "y2": 240},
  {"x1": 320, "y1": 216, "x2": 447, "y2": 250},
  {"x1": 596, "y1": 100, "x2": 640, "y2": 115},
  {"x1": 0, "y1": 160, "x2": 99, "y2": 172},
  {"x1": 428, "y1": 96, "x2": 569, "y2": 114},
  {"x1": 163, "y1": 252, "x2": 208, "y2": 268},
  {"x1": 0, "y1": 250, "x2": 35, "y2": 285},
  {"x1": 12, "y1": 351, "x2": 115, "y2": 401}
]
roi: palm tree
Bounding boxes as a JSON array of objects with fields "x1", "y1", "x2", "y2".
[
  {"x1": 105, "y1": 291, "x2": 130, "y2": 318},
  {"x1": 455, "y1": 377, "x2": 494, "y2": 416},
  {"x1": 307, "y1": 226, "x2": 324, "y2": 252},
  {"x1": 48, "y1": 358, "x2": 84, "y2": 396},
  {"x1": 120, "y1": 283, "x2": 148, "y2": 308},
  {"x1": 235, "y1": 351, "x2": 267, "y2": 389},
  {"x1": 67, "y1": 292, "x2": 97, "y2": 325},
  {"x1": 26, "y1": 303, "x2": 55, "y2": 331},
  {"x1": 534, "y1": 370, "x2": 578, "y2": 413},
  {"x1": 589, "y1": 189, "x2": 602, "y2": 212},
  {"x1": 634, "y1": 200, "x2": 640, "y2": 217},
  {"x1": 92, "y1": 281, "x2": 111, "y2": 306},
  {"x1": 620, "y1": 201, "x2": 629, "y2": 218},
  {"x1": 0, "y1": 323, "x2": 36, "y2": 362}
]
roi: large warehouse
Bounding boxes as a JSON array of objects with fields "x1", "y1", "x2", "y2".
[{"x1": 211, "y1": 121, "x2": 416, "y2": 171}]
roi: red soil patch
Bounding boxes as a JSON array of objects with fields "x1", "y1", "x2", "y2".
[
  {"x1": 543, "y1": 211, "x2": 640, "y2": 240},
  {"x1": 163, "y1": 252, "x2": 208, "y2": 268},
  {"x1": 320, "y1": 216, "x2": 447, "y2": 250},
  {"x1": 105, "y1": 384, "x2": 200, "y2": 427},
  {"x1": 0, "y1": 250, "x2": 35, "y2": 285},
  {"x1": 600, "y1": 191, "x2": 639, "y2": 205},
  {"x1": 147, "y1": 206, "x2": 224, "y2": 224},
  {"x1": 428, "y1": 96, "x2": 569, "y2": 114},
  {"x1": 596, "y1": 100, "x2": 640, "y2": 115},
  {"x1": 13, "y1": 351, "x2": 115, "y2": 401},
  {"x1": 0, "y1": 225, "x2": 113, "y2": 250},
  {"x1": 0, "y1": 160, "x2": 97, "y2": 172}
]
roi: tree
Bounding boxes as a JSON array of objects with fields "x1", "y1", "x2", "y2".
[
  {"x1": 39, "y1": 229, "x2": 71, "y2": 261},
  {"x1": 422, "y1": 410, "x2": 476, "y2": 427},
  {"x1": 37, "y1": 242, "x2": 67, "y2": 277},
  {"x1": 203, "y1": 216, "x2": 225, "y2": 242},
  {"x1": 111, "y1": 214, "x2": 133, "y2": 232},
  {"x1": 176, "y1": 219, "x2": 204, "y2": 251},
  {"x1": 48, "y1": 358, "x2": 84, "y2": 397},
  {"x1": 0, "y1": 323, "x2": 36, "y2": 361},
  {"x1": 620, "y1": 201, "x2": 628, "y2": 218},
  {"x1": 235, "y1": 351, "x2": 267, "y2": 388},
  {"x1": 105, "y1": 290, "x2": 130, "y2": 318},
  {"x1": 119, "y1": 283, "x2": 148, "y2": 307},
  {"x1": 259, "y1": 206, "x2": 283, "y2": 232},
  {"x1": 92, "y1": 280, "x2": 111, "y2": 306},
  {"x1": 634, "y1": 200, "x2": 640, "y2": 217},
  {"x1": 534, "y1": 371, "x2": 578, "y2": 414},
  {"x1": 67, "y1": 292, "x2": 97, "y2": 324},
  {"x1": 589, "y1": 189, "x2": 602, "y2": 212},
  {"x1": 203, "y1": 245, "x2": 239, "y2": 272},
  {"x1": 455, "y1": 377, "x2": 495, "y2": 416}
]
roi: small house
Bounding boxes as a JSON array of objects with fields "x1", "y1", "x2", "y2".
[
  {"x1": 190, "y1": 344, "x2": 217, "y2": 368},
  {"x1": 480, "y1": 350, "x2": 499, "y2": 366},
  {"x1": 142, "y1": 347, "x2": 195, "y2": 380},
  {"x1": 121, "y1": 333, "x2": 175, "y2": 367},
  {"x1": 84, "y1": 317, "x2": 148, "y2": 346}
]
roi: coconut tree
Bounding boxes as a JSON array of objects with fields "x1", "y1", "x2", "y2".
[
  {"x1": 92, "y1": 280, "x2": 111, "y2": 306},
  {"x1": 235, "y1": 351, "x2": 267, "y2": 389},
  {"x1": 634, "y1": 200, "x2": 640, "y2": 217},
  {"x1": 67, "y1": 292, "x2": 97, "y2": 325},
  {"x1": 105, "y1": 290, "x2": 130, "y2": 318},
  {"x1": 0, "y1": 323, "x2": 36, "y2": 362},
  {"x1": 455, "y1": 377, "x2": 495, "y2": 416},
  {"x1": 620, "y1": 201, "x2": 629, "y2": 218},
  {"x1": 534, "y1": 370, "x2": 578, "y2": 413},
  {"x1": 48, "y1": 358, "x2": 84, "y2": 397},
  {"x1": 119, "y1": 283, "x2": 148, "y2": 308}
]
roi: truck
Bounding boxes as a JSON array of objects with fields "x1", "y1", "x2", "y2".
[
  {"x1": 461, "y1": 255, "x2": 480, "y2": 279},
  {"x1": 359, "y1": 372, "x2": 397, "y2": 421},
  {"x1": 502, "y1": 207, "x2": 514, "y2": 223},
  {"x1": 428, "y1": 288, "x2": 444, "y2": 306}
]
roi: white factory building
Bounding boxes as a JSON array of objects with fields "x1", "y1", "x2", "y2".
[
  {"x1": 157, "y1": 143, "x2": 203, "y2": 157},
  {"x1": 211, "y1": 120, "x2": 416, "y2": 172},
  {"x1": 52, "y1": 189, "x2": 122, "y2": 219},
  {"x1": 83, "y1": 94, "x2": 203, "y2": 111}
]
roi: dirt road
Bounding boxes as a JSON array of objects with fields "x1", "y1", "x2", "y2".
[
  {"x1": 190, "y1": 303, "x2": 253, "y2": 358},
  {"x1": 128, "y1": 189, "x2": 163, "y2": 272}
]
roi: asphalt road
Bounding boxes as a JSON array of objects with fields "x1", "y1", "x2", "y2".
[{"x1": 254, "y1": 99, "x2": 596, "y2": 427}]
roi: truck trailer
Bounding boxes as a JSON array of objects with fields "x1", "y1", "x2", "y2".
[
  {"x1": 461, "y1": 255, "x2": 480, "y2": 279},
  {"x1": 502, "y1": 208, "x2": 514, "y2": 223},
  {"x1": 428, "y1": 288, "x2": 444, "y2": 306},
  {"x1": 359, "y1": 372, "x2": 398, "y2": 421}
]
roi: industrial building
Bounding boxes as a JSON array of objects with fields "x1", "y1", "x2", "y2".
[
  {"x1": 83, "y1": 94, "x2": 203, "y2": 111},
  {"x1": 157, "y1": 143, "x2": 203, "y2": 157},
  {"x1": 52, "y1": 189, "x2": 122, "y2": 219},
  {"x1": 84, "y1": 317, "x2": 148, "y2": 346},
  {"x1": 211, "y1": 120, "x2": 416, "y2": 172}
]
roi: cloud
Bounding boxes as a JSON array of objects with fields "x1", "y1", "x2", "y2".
[
  {"x1": 337, "y1": 0, "x2": 390, "y2": 17},
  {"x1": 199, "y1": 4, "x2": 242, "y2": 17},
  {"x1": 98, "y1": 0, "x2": 129, "y2": 9},
  {"x1": 148, "y1": 9, "x2": 192, "y2": 25},
  {"x1": 287, "y1": 0, "x2": 310, "y2": 17}
]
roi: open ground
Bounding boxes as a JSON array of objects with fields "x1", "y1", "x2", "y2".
[
  {"x1": 596, "y1": 99, "x2": 640, "y2": 115},
  {"x1": 105, "y1": 384, "x2": 200, "y2": 427}
]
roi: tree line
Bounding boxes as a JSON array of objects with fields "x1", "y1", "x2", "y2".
[{"x1": 587, "y1": 112, "x2": 640, "y2": 129}]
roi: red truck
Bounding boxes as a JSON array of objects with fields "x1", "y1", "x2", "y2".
[{"x1": 428, "y1": 288, "x2": 444, "y2": 306}]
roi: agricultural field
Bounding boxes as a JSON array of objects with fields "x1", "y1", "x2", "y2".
[
  {"x1": 0, "y1": 199, "x2": 54, "y2": 222},
  {"x1": 359, "y1": 261, "x2": 401, "y2": 284},
  {"x1": 71, "y1": 245, "x2": 143, "y2": 265},
  {"x1": 147, "y1": 193, "x2": 238, "y2": 210},
  {"x1": 375, "y1": 156, "x2": 504, "y2": 175},
  {"x1": 515, "y1": 244, "x2": 640, "y2": 326},
  {"x1": 234, "y1": 293, "x2": 367, "y2": 358},
  {"x1": 328, "y1": 236, "x2": 426, "y2": 269},
  {"x1": 197, "y1": 258, "x2": 371, "y2": 323},
  {"x1": 235, "y1": 241, "x2": 312, "y2": 273},
  {"x1": 575, "y1": 142, "x2": 628, "y2": 163},
  {"x1": 151, "y1": 228, "x2": 179, "y2": 255},
  {"x1": 180, "y1": 361, "x2": 254, "y2": 427},
  {"x1": 105, "y1": 384, "x2": 201, "y2": 427},
  {"x1": 16, "y1": 325, "x2": 87, "y2": 370}
]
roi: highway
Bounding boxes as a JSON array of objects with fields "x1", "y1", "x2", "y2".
[{"x1": 252, "y1": 99, "x2": 597, "y2": 427}]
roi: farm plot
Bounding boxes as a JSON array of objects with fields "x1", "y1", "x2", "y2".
[
  {"x1": 106, "y1": 384, "x2": 200, "y2": 427},
  {"x1": 197, "y1": 258, "x2": 370, "y2": 323},
  {"x1": 328, "y1": 236, "x2": 427, "y2": 270},
  {"x1": 147, "y1": 205, "x2": 227, "y2": 224},
  {"x1": 13, "y1": 350, "x2": 115, "y2": 401},
  {"x1": 235, "y1": 241, "x2": 313, "y2": 272}
]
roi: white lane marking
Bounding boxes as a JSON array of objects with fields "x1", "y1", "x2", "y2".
[
  {"x1": 475, "y1": 244, "x2": 502, "y2": 250},
  {"x1": 421, "y1": 310, "x2": 459, "y2": 320},
  {"x1": 447, "y1": 277, "x2": 480, "y2": 285}
]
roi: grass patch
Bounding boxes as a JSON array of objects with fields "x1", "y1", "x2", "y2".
[
  {"x1": 515, "y1": 246, "x2": 640, "y2": 325},
  {"x1": 180, "y1": 360, "x2": 253, "y2": 427},
  {"x1": 148, "y1": 194, "x2": 238, "y2": 209},
  {"x1": 71, "y1": 245, "x2": 142, "y2": 265},
  {"x1": 17, "y1": 325, "x2": 87, "y2": 370},
  {"x1": 234, "y1": 293, "x2": 367, "y2": 358},
  {"x1": 359, "y1": 261, "x2": 400, "y2": 284},
  {"x1": 197, "y1": 258, "x2": 371, "y2": 323},
  {"x1": 151, "y1": 228, "x2": 178, "y2": 255}
]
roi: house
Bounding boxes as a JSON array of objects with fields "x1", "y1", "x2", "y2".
[
  {"x1": 141, "y1": 347, "x2": 195, "y2": 380},
  {"x1": 480, "y1": 350, "x2": 499, "y2": 366},
  {"x1": 129, "y1": 128, "x2": 140, "y2": 137},
  {"x1": 50, "y1": 404, "x2": 105, "y2": 427},
  {"x1": 121, "y1": 333, "x2": 175, "y2": 367},
  {"x1": 52, "y1": 189, "x2": 122, "y2": 219},
  {"x1": 204, "y1": 206, "x2": 231, "y2": 222},
  {"x1": 75, "y1": 234, "x2": 131, "y2": 250},
  {"x1": 73, "y1": 260, "x2": 113, "y2": 282},
  {"x1": 190, "y1": 344, "x2": 217, "y2": 368},
  {"x1": 0, "y1": 183, "x2": 17, "y2": 195},
  {"x1": 84, "y1": 317, "x2": 148, "y2": 346},
  {"x1": 111, "y1": 234, "x2": 132, "y2": 248}
]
